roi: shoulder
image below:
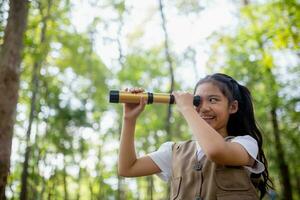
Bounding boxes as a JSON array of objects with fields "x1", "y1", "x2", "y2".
[
  {"x1": 231, "y1": 135, "x2": 265, "y2": 174},
  {"x1": 231, "y1": 135, "x2": 258, "y2": 152},
  {"x1": 158, "y1": 141, "x2": 174, "y2": 151},
  {"x1": 149, "y1": 141, "x2": 174, "y2": 158},
  {"x1": 148, "y1": 141, "x2": 174, "y2": 182},
  {"x1": 231, "y1": 135, "x2": 257, "y2": 143},
  {"x1": 230, "y1": 135, "x2": 258, "y2": 159}
]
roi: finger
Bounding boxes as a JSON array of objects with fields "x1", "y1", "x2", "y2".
[
  {"x1": 131, "y1": 87, "x2": 144, "y2": 93},
  {"x1": 138, "y1": 87, "x2": 144, "y2": 92},
  {"x1": 134, "y1": 88, "x2": 142, "y2": 93},
  {"x1": 140, "y1": 96, "x2": 147, "y2": 105},
  {"x1": 129, "y1": 88, "x2": 137, "y2": 93},
  {"x1": 137, "y1": 96, "x2": 146, "y2": 110},
  {"x1": 129, "y1": 87, "x2": 136, "y2": 93},
  {"x1": 140, "y1": 96, "x2": 147, "y2": 106}
]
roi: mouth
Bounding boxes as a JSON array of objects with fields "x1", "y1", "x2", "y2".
[{"x1": 201, "y1": 116, "x2": 215, "y2": 122}]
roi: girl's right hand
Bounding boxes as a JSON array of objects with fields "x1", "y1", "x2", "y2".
[{"x1": 123, "y1": 88, "x2": 147, "y2": 120}]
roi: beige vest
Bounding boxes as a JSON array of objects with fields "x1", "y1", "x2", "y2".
[{"x1": 170, "y1": 140, "x2": 259, "y2": 200}]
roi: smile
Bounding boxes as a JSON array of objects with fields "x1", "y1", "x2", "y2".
[{"x1": 201, "y1": 116, "x2": 215, "y2": 120}]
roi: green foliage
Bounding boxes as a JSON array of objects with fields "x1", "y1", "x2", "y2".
[{"x1": 7, "y1": 0, "x2": 300, "y2": 199}]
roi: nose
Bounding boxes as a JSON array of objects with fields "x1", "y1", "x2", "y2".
[{"x1": 197, "y1": 100, "x2": 211, "y2": 113}]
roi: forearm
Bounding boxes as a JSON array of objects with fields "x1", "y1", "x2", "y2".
[
  {"x1": 118, "y1": 117, "x2": 138, "y2": 175},
  {"x1": 180, "y1": 107, "x2": 226, "y2": 158}
]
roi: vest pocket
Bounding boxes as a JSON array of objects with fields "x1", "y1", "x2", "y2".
[
  {"x1": 170, "y1": 176, "x2": 182, "y2": 200},
  {"x1": 215, "y1": 168, "x2": 251, "y2": 191}
]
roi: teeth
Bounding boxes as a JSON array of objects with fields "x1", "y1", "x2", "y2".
[{"x1": 201, "y1": 116, "x2": 214, "y2": 119}]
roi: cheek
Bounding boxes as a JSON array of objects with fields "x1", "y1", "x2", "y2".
[{"x1": 215, "y1": 106, "x2": 231, "y2": 119}]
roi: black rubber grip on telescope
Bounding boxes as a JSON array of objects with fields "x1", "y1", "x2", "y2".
[
  {"x1": 147, "y1": 92, "x2": 153, "y2": 104},
  {"x1": 109, "y1": 90, "x2": 119, "y2": 103}
]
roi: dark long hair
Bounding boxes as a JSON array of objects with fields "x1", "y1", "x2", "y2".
[{"x1": 194, "y1": 73, "x2": 273, "y2": 199}]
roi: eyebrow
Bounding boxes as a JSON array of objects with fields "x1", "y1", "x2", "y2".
[
  {"x1": 207, "y1": 95, "x2": 221, "y2": 98},
  {"x1": 195, "y1": 94, "x2": 221, "y2": 98}
]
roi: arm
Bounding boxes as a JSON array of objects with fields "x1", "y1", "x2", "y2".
[
  {"x1": 173, "y1": 92, "x2": 254, "y2": 166},
  {"x1": 118, "y1": 117, "x2": 161, "y2": 177},
  {"x1": 180, "y1": 107, "x2": 253, "y2": 166},
  {"x1": 118, "y1": 88, "x2": 161, "y2": 177}
]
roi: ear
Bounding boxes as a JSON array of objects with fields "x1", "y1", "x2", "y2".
[{"x1": 229, "y1": 100, "x2": 238, "y2": 114}]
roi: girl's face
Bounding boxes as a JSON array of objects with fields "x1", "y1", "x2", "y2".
[{"x1": 195, "y1": 82, "x2": 238, "y2": 137}]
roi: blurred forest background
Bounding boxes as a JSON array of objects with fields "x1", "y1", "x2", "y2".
[{"x1": 0, "y1": 0, "x2": 299, "y2": 199}]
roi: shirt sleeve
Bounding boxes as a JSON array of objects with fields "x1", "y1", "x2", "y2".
[
  {"x1": 148, "y1": 141, "x2": 174, "y2": 182},
  {"x1": 231, "y1": 135, "x2": 265, "y2": 174}
]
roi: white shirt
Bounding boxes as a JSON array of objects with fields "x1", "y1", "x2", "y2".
[{"x1": 148, "y1": 135, "x2": 265, "y2": 182}]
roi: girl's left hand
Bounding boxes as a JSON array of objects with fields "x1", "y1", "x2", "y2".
[{"x1": 173, "y1": 92, "x2": 195, "y2": 113}]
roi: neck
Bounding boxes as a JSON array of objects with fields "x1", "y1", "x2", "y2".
[{"x1": 218, "y1": 128, "x2": 228, "y2": 138}]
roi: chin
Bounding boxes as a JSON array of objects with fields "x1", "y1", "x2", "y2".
[{"x1": 204, "y1": 120, "x2": 214, "y2": 126}]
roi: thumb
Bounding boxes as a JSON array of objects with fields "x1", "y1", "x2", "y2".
[{"x1": 139, "y1": 96, "x2": 147, "y2": 110}]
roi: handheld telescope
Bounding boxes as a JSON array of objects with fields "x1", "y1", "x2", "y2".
[{"x1": 109, "y1": 90, "x2": 201, "y2": 107}]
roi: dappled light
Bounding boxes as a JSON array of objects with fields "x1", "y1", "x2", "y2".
[{"x1": 0, "y1": 0, "x2": 299, "y2": 199}]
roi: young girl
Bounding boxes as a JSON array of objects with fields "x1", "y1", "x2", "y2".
[{"x1": 118, "y1": 73, "x2": 272, "y2": 199}]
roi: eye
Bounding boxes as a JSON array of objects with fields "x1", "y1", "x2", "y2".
[{"x1": 209, "y1": 98, "x2": 218, "y2": 103}]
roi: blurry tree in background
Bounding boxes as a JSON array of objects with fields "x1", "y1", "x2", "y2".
[
  {"x1": 0, "y1": 0, "x2": 298, "y2": 199},
  {"x1": 0, "y1": 0, "x2": 29, "y2": 199}
]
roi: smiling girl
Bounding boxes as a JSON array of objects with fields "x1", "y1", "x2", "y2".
[{"x1": 118, "y1": 73, "x2": 272, "y2": 200}]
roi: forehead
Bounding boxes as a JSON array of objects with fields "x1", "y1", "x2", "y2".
[{"x1": 195, "y1": 82, "x2": 224, "y2": 97}]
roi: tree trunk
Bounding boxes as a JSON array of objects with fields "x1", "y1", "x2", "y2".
[
  {"x1": 116, "y1": 13, "x2": 126, "y2": 200},
  {"x1": 32, "y1": 122, "x2": 42, "y2": 200},
  {"x1": 89, "y1": 181, "x2": 94, "y2": 200},
  {"x1": 20, "y1": 33, "x2": 42, "y2": 200},
  {"x1": 76, "y1": 167, "x2": 82, "y2": 200},
  {"x1": 147, "y1": 176, "x2": 154, "y2": 200},
  {"x1": 117, "y1": 134, "x2": 125, "y2": 200},
  {"x1": 96, "y1": 143, "x2": 105, "y2": 200},
  {"x1": 158, "y1": 0, "x2": 175, "y2": 141},
  {"x1": 263, "y1": 66, "x2": 293, "y2": 199},
  {"x1": 242, "y1": 0, "x2": 250, "y2": 6},
  {"x1": 136, "y1": 179, "x2": 140, "y2": 200},
  {"x1": 47, "y1": 173, "x2": 56, "y2": 200},
  {"x1": 40, "y1": 177, "x2": 46, "y2": 200},
  {"x1": 20, "y1": 1, "x2": 52, "y2": 199},
  {"x1": 0, "y1": 0, "x2": 29, "y2": 198},
  {"x1": 270, "y1": 107, "x2": 293, "y2": 200},
  {"x1": 291, "y1": 168, "x2": 300, "y2": 199},
  {"x1": 158, "y1": 1, "x2": 174, "y2": 198},
  {"x1": 63, "y1": 160, "x2": 69, "y2": 200}
]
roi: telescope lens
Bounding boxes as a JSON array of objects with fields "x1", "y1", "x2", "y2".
[
  {"x1": 109, "y1": 90, "x2": 119, "y2": 103},
  {"x1": 193, "y1": 96, "x2": 201, "y2": 107}
]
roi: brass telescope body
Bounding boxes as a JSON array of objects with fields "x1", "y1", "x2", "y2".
[
  {"x1": 109, "y1": 90, "x2": 201, "y2": 106},
  {"x1": 119, "y1": 91, "x2": 171, "y2": 104}
]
